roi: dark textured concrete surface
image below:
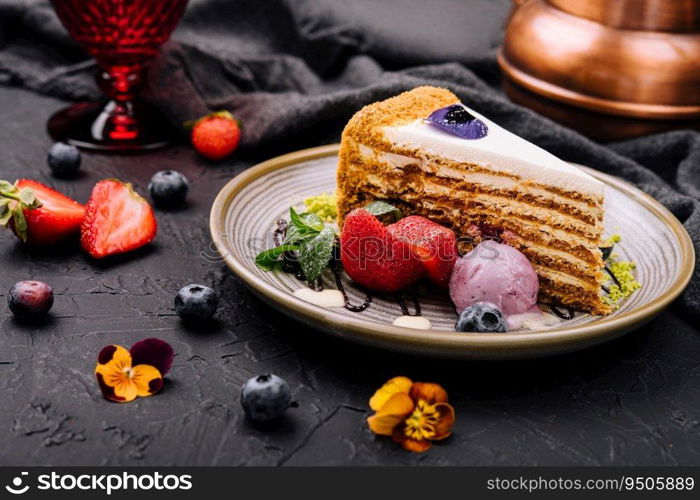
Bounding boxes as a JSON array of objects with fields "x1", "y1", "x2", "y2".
[{"x1": 0, "y1": 86, "x2": 699, "y2": 466}]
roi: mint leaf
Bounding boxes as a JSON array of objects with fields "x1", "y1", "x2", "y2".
[
  {"x1": 255, "y1": 244, "x2": 298, "y2": 271},
  {"x1": 298, "y1": 226, "x2": 336, "y2": 282},
  {"x1": 254, "y1": 206, "x2": 335, "y2": 276},
  {"x1": 284, "y1": 223, "x2": 317, "y2": 245},
  {"x1": 364, "y1": 201, "x2": 401, "y2": 222},
  {"x1": 289, "y1": 207, "x2": 324, "y2": 233},
  {"x1": 285, "y1": 207, "x2": 324, "y2": 245}
]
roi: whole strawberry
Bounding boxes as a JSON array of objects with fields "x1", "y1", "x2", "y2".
[
  {"x1": 190, "y1": 111, "x2": 240, "y2": 161},
  {"x1": 340, "y1": 208, "x2": 425, "y2": 294}
]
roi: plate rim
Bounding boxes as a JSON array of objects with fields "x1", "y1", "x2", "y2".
[{"x1": 210, "y1": 144, "x2": 695, "y2": 358}]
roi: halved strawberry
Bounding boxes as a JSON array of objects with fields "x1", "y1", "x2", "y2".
[
  {"x1": 340, "y1": 209, "x2": 424, "y2": 293},
  {"x1": 387, "y1": 215, "x2": 457, "y2": 288},
  {"x1": 81, "y1": 179, "x2": 157, "y2": 259},
  {"x1": 14, "y1": 179, "x2": 85, "y2": 245}
]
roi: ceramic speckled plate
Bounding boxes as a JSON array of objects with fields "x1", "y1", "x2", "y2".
[{"x1": 210, "y1": 145, "x2": 694, "y2": 359}]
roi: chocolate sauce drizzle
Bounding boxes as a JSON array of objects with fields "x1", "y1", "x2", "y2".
[
  {"x1": 330, "y1": 259, "x2": 372, "y2": 312},
  {"x1": 599, "y1": 265, "x2": 620, "y2": 298},
  {"x1": 274, "y1": 219, "x2": 306, "y2": 281},
  {"x1": 396, "y1": 293, "x2": 422, "y2": 317},
  {"x1": 272, "y1": 219, "x2": 287, "y2": 246},
  {"x1": 604, "y1": 265, "x2": 622, "y2": 289},
  {"x1": 540, "y1": 302, "x2": 576, "y2": 320}
]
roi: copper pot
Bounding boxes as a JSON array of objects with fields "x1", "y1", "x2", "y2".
[{"x1": 498, "y1": 0, "x2": 700, "y2": 140}]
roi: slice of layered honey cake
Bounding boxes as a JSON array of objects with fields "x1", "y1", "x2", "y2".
[{"x1": 336, "y1": 86, "x2": 610, "y2": 315}]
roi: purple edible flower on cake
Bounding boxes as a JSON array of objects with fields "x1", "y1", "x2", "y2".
[{"x1": 427, "y1": 104, "x2": 488, "y2": 139}]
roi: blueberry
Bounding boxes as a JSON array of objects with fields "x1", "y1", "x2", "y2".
[
  {"x1": 455, "y1": 302, "x2": 507, "y2": 333},
  {"x1": 148, "y1": 170, "x2": 189, "y2": 208},
  {"x1": 47, "y1": 142, "x2": 81, "y2": 178},
  {"x1": 241, "y1": 374, "x2": 292, "y2": 422},
  {"x1": 174, "y1": 284, "x2": 218, "y2": 322},
  {"x1": 8, "y1": 280, "x2": 54, "y2": 319}
]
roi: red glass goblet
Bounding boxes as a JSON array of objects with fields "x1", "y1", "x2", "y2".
[{"x1": 48, "y1": 0, "x2": 189, "y2": 151}]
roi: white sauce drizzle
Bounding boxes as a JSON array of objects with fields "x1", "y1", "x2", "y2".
[
  {"x1": 507, "y1": 310, "x2": 561, "y2": 330},
  {"x1": 293, "y1": 288, "x2": 345, "y2": 308},
  {"x1": 392, "y1": 315, "x2": 432, "y2": 330}
]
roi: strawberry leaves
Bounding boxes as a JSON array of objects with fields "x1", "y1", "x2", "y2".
[
  {"x1": 255, "y1": 206, "x2": 337, "y2": 282},
  {"x1": 289, "y1": 207, "x2": 324, "y2": 232},
  {"x1": 183, "y1": 110, "x2": 238, "y2": 130},
  {"x1": 0, "y1": 179, "x2": 42, "y2": 242},
  {"x1": 364, "y1": 200, "x2": 402, "y2": 223}
]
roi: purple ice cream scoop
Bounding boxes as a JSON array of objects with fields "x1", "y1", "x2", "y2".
[{"x1": 449, "y1": 241, "x2": 539, "y2": 316}]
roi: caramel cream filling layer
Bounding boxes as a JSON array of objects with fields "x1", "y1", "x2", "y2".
[
  {"x1": 356, "y1": 175, "x2": 604, "y2": 246},
  {"x1": 358, "y1": 142, "x2": 602, "y2": 217}
]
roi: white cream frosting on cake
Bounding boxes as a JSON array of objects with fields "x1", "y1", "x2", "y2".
[{"x1": 382, "y1": 103, "x2": 604, "y2": 198}]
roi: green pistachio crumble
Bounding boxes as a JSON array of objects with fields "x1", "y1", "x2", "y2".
[
  {"x1": 303, "y1": 193, "x2": 337, "y2": 222},
  {"x1": 603, "y1": 255, "x2": 641, "y2": 309},
  {"x1": 601, "y1": 233, "x2": 621, "y2": 247}
]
